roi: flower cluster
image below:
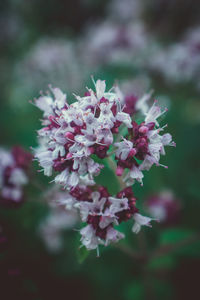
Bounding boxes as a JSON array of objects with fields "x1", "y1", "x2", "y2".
[
  {"x1": 39, "y1": 205, "x2": 78, "y2": 253},
  {"x1": 34, "y1": 79, "x2": 134, "y2": 189},
  {"x1": 50, "y1": 184, "x2": 153, "y2": 252},
  {"x1": 0, "y1": 146, "x2": 32, "y2": 205},
  {"x1": 149, "y1": 26, "x2": 200, "y2": 90},
  {"x1": 80, "y1": 21, "x2": 151, "y2": 68},
  {"x1": 16, "y1": 38, "x2": 86, "y2": 92},
  {"x1": 34, "y1": 78, "x2": 175, "y2": 252},
  {"x1": 115, "y1": 101, "x2": 176, "y2": 186}
]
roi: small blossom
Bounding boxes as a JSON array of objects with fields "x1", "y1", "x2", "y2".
[
  {"x1": 115, "y1": 139, "x2": 134, "y2": 161},
  {"x1": 80, "y1": 225, "x2": 101, "y2": 250},
  {"x1": 132, "y1": 213, "x2": 156, "y2": 234},
  {"x1": 144, "y1": 102, "x2": 167, "y2": 126}
]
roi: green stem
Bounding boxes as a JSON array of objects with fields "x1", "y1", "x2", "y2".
[
  {"x1": 116, "y1": 233, "x2": 200, "y2": 261},
  {"x1": 150, "y1": 233, "x2": 200, "y2": 259}
]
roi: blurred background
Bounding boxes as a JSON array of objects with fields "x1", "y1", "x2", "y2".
[{"x1": 0, "y1": 0, "x2": 200, "y2": 299}]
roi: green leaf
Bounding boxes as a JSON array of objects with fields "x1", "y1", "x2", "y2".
[
  {"x1": 160, "y1": 228, "x2": 193, "y2": 245},
  {"x1": 148, "y1": 255, "x2": 176, "y2": 270},
  {"x1": 125, "y1": 280, "x2": 144, "y2": 300}
]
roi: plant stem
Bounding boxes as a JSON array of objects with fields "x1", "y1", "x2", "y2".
[
  {"x1": 150, "y1": 233, "x2": 200, "y2": 259},
  {"x1": 116, "y1": 233, "x2": 200, "y2": 262}
]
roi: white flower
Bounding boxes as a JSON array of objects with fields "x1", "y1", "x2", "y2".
[
  {"x1": 116, "y1": 112, "x2": 132, "y2": 128},
  {"x1": 35, "y1": 96, "x2": 54, "y2": 117},
  {"x1": 105, "y1": 227, "x2": 125, "y2": 246},
  {"x1": 52, "y1": 87, "x2": 66, "y2": 109},
  {"x1": 145, "y1": 102, "x2": 166, "y2": 126},
  {"x1": 2, "y1": 187, "x2": 22, "y2": 202},
  {"x1": 132, "y1": 213, "x2": 156, "y2": 234},
  {"x1": 115, "y1": 139, "x2": 133, "y2": 160},
  {"x1": 148, "y1": 205, "x2": 166, "y2": 222},
  {"x1": 9, "y1": 168, "x2": 28, "y2": 186},
  {"x1": 135, "y1": 92, "x2": 151, "y2": 115},
  {"x1": 52, "y1": 145, "x2": 65, "y2": 160},
  {"x1": 35, "y1": 149, "x2": 53, "y2": 176},
  {"x1": 80, "y1": 225, "x2": 101, "y2": 250},
  {"x1": 99, "y1": 103, "x2": 115, "y2": 128},
  {"x1": 108, "y1": 197, "x2": 129, "y2": 215},
  {"x1": 79, "y1": 174, "x2": 95, "y2": 186},
  {"x1": 76, "y1": 192, "x2": 106, "y2": 222},
  {"x1": 56, "y1": 193, "x2": 77, "y2": 210},
  {"x1": 68, "y1": 172, "x2": 79, "y2": 188},
  {"x1": 129, "y1": 166, "x2": 144, "y2": 184},
  {"x1": 138, "y1": 155, "x2": 154, "y2": 171},
  {"x1": 0, "y1": 149, "x2": 14, "y2": 169},
  {"x1": 96, "y1": 127, "x2": 113, "y2": 145},
  {"x1": 54, "y1": 169, "x2": 69, "y2": 185},
  {"x1": 95, "y1": 79, "x2": 106, "y2": 99}
]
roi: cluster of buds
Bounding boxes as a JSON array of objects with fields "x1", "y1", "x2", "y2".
[
  {"x1": 115, "y1": 101, "x2": 175, "y2": 186},
  {"x1": 0, "y1": 146, "x2": 32, "y2": 205},
  {"x1": 34, "y1": 78, "x2": 175, "y2": 253}
]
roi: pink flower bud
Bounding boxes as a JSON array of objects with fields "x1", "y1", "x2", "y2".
[
  {"x1": 112, "y1": 127, "x2": 119, "y2": 133},
  {"x1": 65, "y1": 132, "x2": 74, "y2": 140},
  {"x1": 116, "y1": 166, "x2": 124, "y2": 176},
  {"x1": 128, "y1": 148, "x2": 137, "y2": 157},
  {"x1": 139, "y1": 126, "x2": 149, "y2": 134},
  {"x1": 66, "y1": 153, "x2": 73, "y2": 159}
]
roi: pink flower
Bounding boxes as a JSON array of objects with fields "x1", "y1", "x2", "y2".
[
  {"x1": 34, "y1": 79, "x2": 133, "y2": 190},
  {"x1": 33, "y1": 77, "x2": 175, "y2": 252}
]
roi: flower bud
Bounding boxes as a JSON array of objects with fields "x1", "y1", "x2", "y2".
[
  {"x1": 139, "y1": 125, "x2": 149, "y2": 134},
  {"x1": 64, "y1": 132, "x2": 74, "y2": 140},
  {"x1": 116, "y1": 166, "x2": 124, "y2": 176},
  {"x1": 128, "y1": 148, "x2": 137, "y2": 157}
]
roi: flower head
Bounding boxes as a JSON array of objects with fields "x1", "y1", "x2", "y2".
[
  {"x1": 33, "y1": 78, "x2": 175, "y2": 252},
  {"x1": 114, "y1": 102, "x2": 175, "y2": 186},
  {"x1": 34, "y1": 79, "x2": 133, "y2": 190}
]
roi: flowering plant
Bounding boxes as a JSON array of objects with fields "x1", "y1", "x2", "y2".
[{"x1": 34, "y1": 78, "x2": 175, "y2": 255}]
